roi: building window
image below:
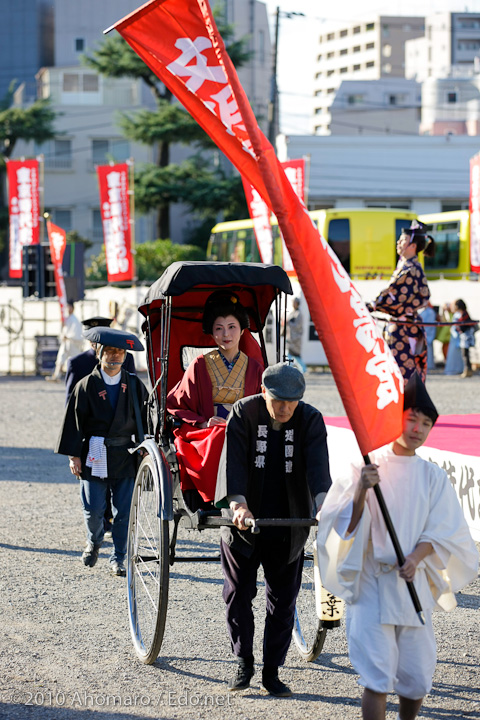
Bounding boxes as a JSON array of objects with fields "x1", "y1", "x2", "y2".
[
  {"x1": 353, "y1": 26, "x2": 361, "y2": 34},
  {"x1": 327, "y1": 32, "x2": 334, "y2": 41},
  {"x1": 353, "y1": 45, "x2": 361, "y2": 53},
  {"x1": 366, "y1": 23, "x2": 374, "y2": 31},
  {"x1": 327, "y1": 87, "x2": 335, "y2": 94},
  {"x1": 366, "y1": 61, "x2": 375, "y2": 68},
  {"x1": 258, "y1": 29, "x2": 265, "y2": 64},
  {"x1": 92, "y1": 138, "x2": 130, "y2": 166},
  {"x1": 327, "y1": 69, "x2": 335, "y2": 76},
  {"x1": 317, "y1": 54, "x2": 322, "y2": 61},
  {"x1": 353, "y1": 64, "x2": 361, "y2": 71},
  {"x1": 340, "y1": 29, "x2": 348, "y2": 37},
  {"x1": 52, "y1": 209, "x2": 72, "y2": 232},
  {"x1": 383, "y1": 44, "x2": 392, "y2": 57},
  {"x1": 340, "y1": 67, "x2": 348, "y2": 73},
  {"x1": 92, "y1": 209, "x2": 103, "y2": 242},
  {"x1": 403, "y1": 24, "x2": 412, "y2": 31},
  {"x1": 457, "y1": 39, "x2": 480, "y2": 51},
  {"x1": 75, "y1": 38, "x2": 85, "y2": 52},
  {"x1": 366, "y1": 42, "x2": 374, "y2": 50},
  {"x1": 348, "y1": 94, "x2": 365, "y2": 104},
  {"x1": 340, "y1": 48, "x2": 348, "y2": 55},
  {"x1": 383, "y1": 63, "x2": 392, "y2": 73},
  {"x1": 63, "y1": 72, "x2": 99, "y2": 93},
  {"x1": 382, "y1": 24, "x2": 390, "y2": 37},
  {"x1": 35, "y1": 138, "x2": 72, "y2": 170},
  {"x1": 327, "y1": 51, "x2": 334, "y2": 59},
  {"x1": 447, "y1": 92, "x2": 457, "y2": 104},
  {"x1": 314, "y1": 89, "x2": 322, "y2": 96}
]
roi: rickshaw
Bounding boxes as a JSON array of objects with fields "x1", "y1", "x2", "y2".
[{"x1": 128, "y1": 262, "x2": 342, "y2": 664}]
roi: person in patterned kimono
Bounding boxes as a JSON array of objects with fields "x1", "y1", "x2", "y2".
[
  {"x1": 167, "y1": 291, "x2": 263, "y2": 504},
  {"x1": 367, "y1": 221, "x2": 435, "y2": 383},
  {"x1": 56, "y1": 327, "x2": 148, "y2": 577},
  {"x1": 215, "y1": 363, "x2": 331, "y2": 697}
]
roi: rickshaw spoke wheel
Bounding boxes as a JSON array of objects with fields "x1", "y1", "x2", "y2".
[
  {"x1": 127, "y1": 455, "x2": 169, "y2": 664},
  {"x1": 292, "y1": 526, "x2": 327, "y2": 662}
]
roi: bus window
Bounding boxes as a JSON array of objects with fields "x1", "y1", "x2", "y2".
[
  {"x1": 424, "y1": 222, "x2": 460, "y2": 270},
  {"x1": 327, "y1": 218, "x2": 350, "y2": 273}
]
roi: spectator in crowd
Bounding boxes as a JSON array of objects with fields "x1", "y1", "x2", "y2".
[
  {"x1": 47, "y1": 301, "x2": 83, "y2": 381},
  {"x1": 286, "y1": 297, "x2": 307, "y2": 373},
  {"x1": 453, "y1": 299, "x2": 477, "y2": 378}
]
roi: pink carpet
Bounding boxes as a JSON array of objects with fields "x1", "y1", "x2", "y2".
[{"x1": 324, "y1": 415, "x2": 480, "y2": 458}]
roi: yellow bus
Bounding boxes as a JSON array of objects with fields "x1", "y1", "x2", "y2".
[
  {"x1": 418, "y1": 210, "x2": 471, "y2": 279},
  {"x1": 207, "y1": 208, "x2": 418, "y2": 279}
]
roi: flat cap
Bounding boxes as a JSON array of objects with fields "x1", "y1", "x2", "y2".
[
  {"x1": 81, "y1": 316, "x2": 113, "y2": 329},
  {"x1": 83, "y1": 326, "x2": 144, "y2": 352},
  {"x1": 262, "y1": 362, "x2": 305, "y2": 401}
]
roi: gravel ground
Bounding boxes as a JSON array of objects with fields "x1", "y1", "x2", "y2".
[{"x1": 0, "y1": 370, "x2": 479, "y2": 720}]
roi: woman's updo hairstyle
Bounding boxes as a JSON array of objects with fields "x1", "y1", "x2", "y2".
[
  {"x1": 401, "y1": 219, "x2": 435, "y2": 258},
  {"x1": 202, "y1": 290, "x2": 250, "y2": 335}
]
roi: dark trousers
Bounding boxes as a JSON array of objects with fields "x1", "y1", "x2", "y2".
[{"x1": 220, "y1": 537, "x2": 303, "y2": 667}]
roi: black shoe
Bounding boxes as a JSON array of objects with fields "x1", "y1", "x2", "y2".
[
  {"x1": 110, "y1": 561, "x2": 126, "y2": 577},
  {"x1": 82, "y1": 544, "x2": 101, "y2": 567},
  {"x1": 228, "y1": 662, "x2": 254, "y2": 691},
  {"x1": 262, "y1": 672, "x2": 292, "y2": 697}
]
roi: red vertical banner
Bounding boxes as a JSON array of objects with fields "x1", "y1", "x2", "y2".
[
  {"x1": 241, "y1": 177, "x2": 273, "y2": 264},
  {"x1": 7, "y1": 159, "x2": 40, "y2": 278},
  {"x1": 96, "y1": 164, "x2": 133, "y2": 282},
  {"x1": 280, "y1": 159, "x2": 305, "y2": 276},
  {"x1": 46, "y1": 220, "x2": 68, "y2": 323},
  {"x1": 469, "y1": 154, "x2": 480, "y2": 273}
]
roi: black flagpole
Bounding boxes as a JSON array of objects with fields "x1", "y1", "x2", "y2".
[{"x1": 364, "y1": 454, "x2": 425, "y2": 625}]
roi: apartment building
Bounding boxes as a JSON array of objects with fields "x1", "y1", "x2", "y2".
[
  {"x1": 313, "y1": 16, "x2": 424, "y2": 135},
  {"x1": 406, "y1": 12, "x2": 480, "y2": 82}
]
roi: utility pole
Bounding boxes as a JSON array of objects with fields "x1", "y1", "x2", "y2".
[
  {"x1": 268, "y1": 6, "x2": 280, "y2": 146},
  {"x1": 268, "y1": 7, "x2": 305, "y2": 147}
]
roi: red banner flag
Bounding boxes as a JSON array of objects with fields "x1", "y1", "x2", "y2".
[
  {"x1": 46, "y1": 220, "x2": 68, "y2": 324},
  {"x1": 97, "y1": 163, "x2": 134, "y2": 282},
  {"x1": 109, "y1": 0, "x2": 404, "y2": 454},
  {"x1": 7, "y1": 159, "x2": 40, "y2": 278},
  {"x1": 469, "y1": 154, "x2": 480, "y2": 273},
  {"x1": 241, "y1": 177, "x2": 273, "y2": 264}
]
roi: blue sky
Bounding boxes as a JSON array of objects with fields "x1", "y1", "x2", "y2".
[{"x1": 264, "y1": 0, "x2": 480, "y2": 134}]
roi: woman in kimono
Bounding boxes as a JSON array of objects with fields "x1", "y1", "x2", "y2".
[
  {"x1": 167, "y1": 291, "x2": 263, "y2": 504},
  {"x1": 367, "y1": 221, "x2": 435, "y2": 383}
]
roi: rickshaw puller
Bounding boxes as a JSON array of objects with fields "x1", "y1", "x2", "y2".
[
  {"x1": 215, "y1": 363, "x2": 332, "y2": 697},
  {"x1": 56, "y1": 327, "x2": 148, "y2": 577}
]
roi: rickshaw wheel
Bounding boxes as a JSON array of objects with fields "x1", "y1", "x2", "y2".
[
  {"x1": 292, "y1": 526, "x2": 327, "y2": 662},
  {"x1": 127, "y1": 455, "x2": 169, "y2": 664}
]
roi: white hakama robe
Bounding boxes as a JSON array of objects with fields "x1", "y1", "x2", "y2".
[{"x1": 317, "y1": 447, "x2": 478, "y2": 698}]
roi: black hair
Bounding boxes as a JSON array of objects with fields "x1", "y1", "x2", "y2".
[
  {"x1": 202, "y1": 290, "x2": 249, "y2": 335},
  {"x1": 454, "y1": 298, "x2": 467, "y2": 313},
  {"x1": 408, "y1": 406, "x2": 437, "y2": 425}
]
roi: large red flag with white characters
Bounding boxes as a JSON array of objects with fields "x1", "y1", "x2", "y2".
[
  {"x1": 109, "y1": 0, "x2": 404, "y2": 454},
  {"x1": 6, "y1": 159, "x2": 40, "y2": 278},
  {"x1": 46, "y1": 220, "x2": 68, "y2": 323},
  {"x1": 97, "y1": 163, "x2": 134, "y2": 282},
  {"x1": 469, "y1": 154, "x2": 480, "y2": 273}
]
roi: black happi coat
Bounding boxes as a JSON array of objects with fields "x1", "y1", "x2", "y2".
[
  {"x1": 215, "y1": 394, "x2": 332, "y2": 563},
  {"x1": 56, "y1": 367, "x2": 148, "y2": 479}
]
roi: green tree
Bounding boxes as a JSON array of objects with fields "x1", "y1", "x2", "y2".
[
  {"x1": 86, "y1": 239, "x2": 205, "y2": 283},
  {"x1": 0, "y1": 86, "x2": 57, "y2": 266},
  {"x1": 83, "y1": 13, "x2": 251, "y2": 243}
]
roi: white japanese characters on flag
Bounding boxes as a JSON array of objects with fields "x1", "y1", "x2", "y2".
[
  {"x1": 6, "y1": 159, "x2": 40, "y2": 279},
  {"x1": 469, "y1": 154, "x2": 480, "y2": 273},
  {"x1": 324, "y1": 234, "x2": 403, "y2": 410},
  {"x1": 46, "y1": 220, "x2": 68, "y2": 323},
  {"x1": 97, "y1": 164, "x2": 133, "y2": 282}
]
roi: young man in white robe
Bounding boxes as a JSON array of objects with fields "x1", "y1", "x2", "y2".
[{"x1": 317, "y1": 372, "x2": 478, "y2": 720}]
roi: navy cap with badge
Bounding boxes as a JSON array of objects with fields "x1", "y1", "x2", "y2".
[
  {"x1": 262, "y1": 362, "x2": 305, "y2": 401},
  {"x1": 81, "y1": 316, "x2": 113, "y2": 330},
  {"x1": 83, "y1": 326, "x2": 144, "y2": 352}
]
